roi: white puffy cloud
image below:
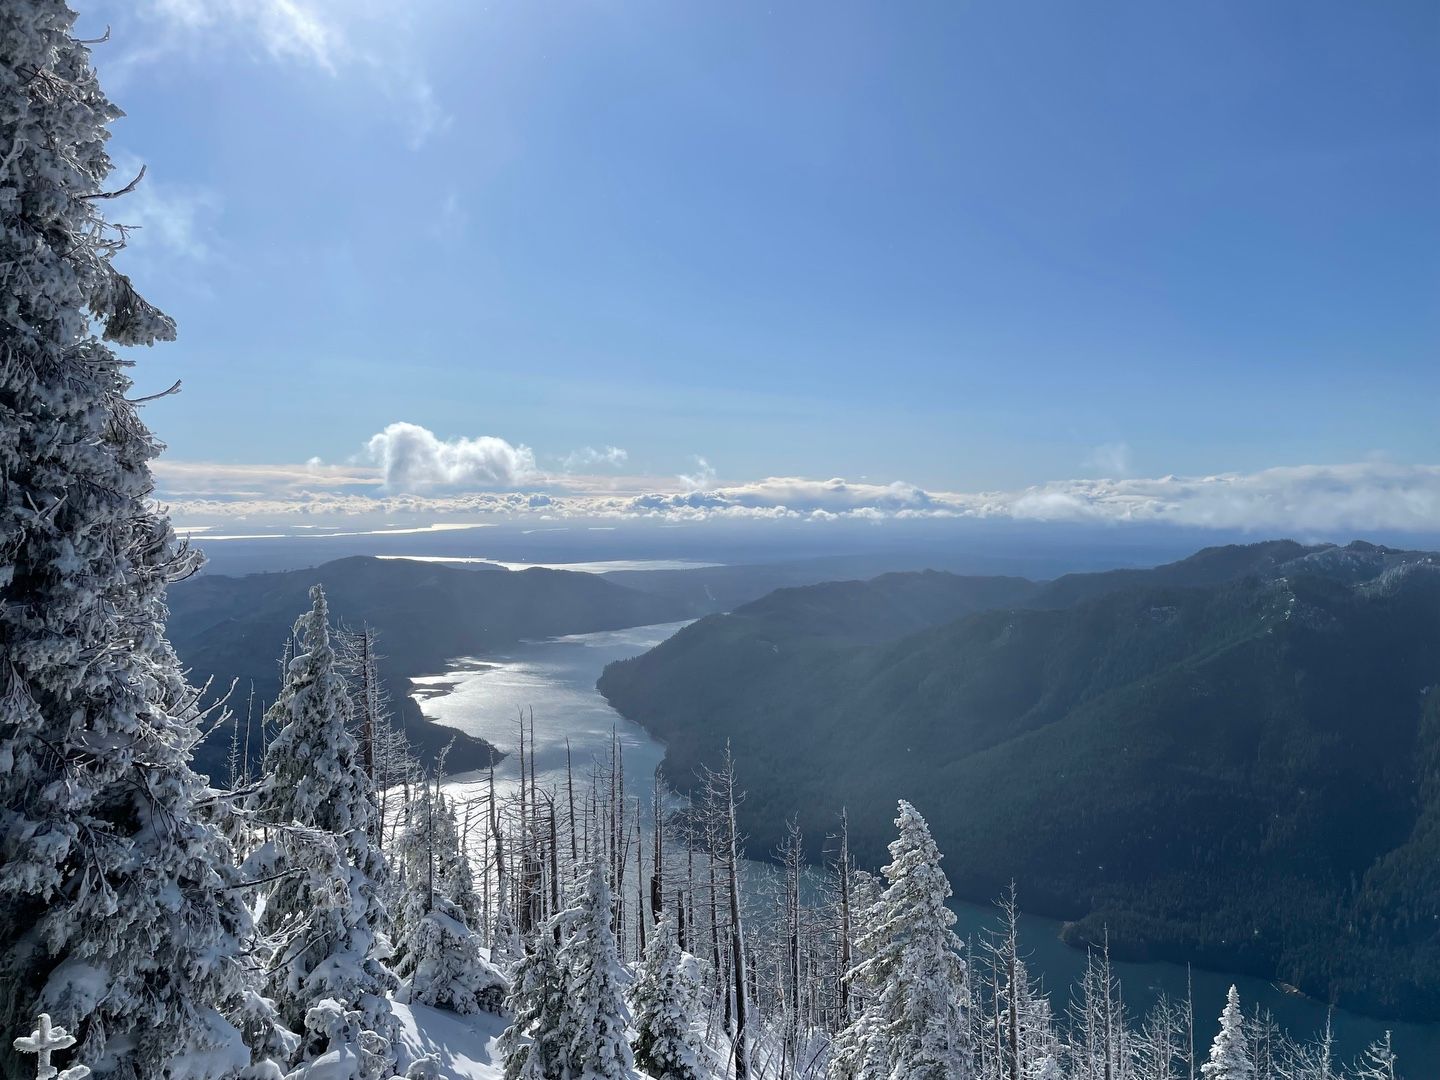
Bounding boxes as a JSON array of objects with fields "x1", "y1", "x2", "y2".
[{"x1": 362, "y1": 422, "x2": 537, "y2": 491}]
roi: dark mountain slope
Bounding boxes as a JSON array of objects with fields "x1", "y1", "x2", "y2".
[
  {"x1": 1025, "y1": 538, "x2": 1321, "y2": 608},
  {"x1": 598, "y1": 543, "x2": 1440, "y2": 1020},
  {"x1": 171, "y1": 555, "x2": 689, "y2": 779},
  {"x1": 718, "y1": 571, "x2": 1039, "y2": 646},
  {"x1": 602, "y1": 553, "x2": 1047, "y2": 615}
]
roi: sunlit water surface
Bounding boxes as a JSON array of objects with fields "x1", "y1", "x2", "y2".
[{"x1": 411, "y1": 621, "x2": 1440, "y2": 1074}]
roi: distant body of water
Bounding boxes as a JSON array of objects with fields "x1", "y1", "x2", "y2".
[
  {"x1": 378, "y1": 555, "x2": 721, "y2": 573},
  {"x1": 411, "y1": 621, "x2": 1440, "y2": 1076}
]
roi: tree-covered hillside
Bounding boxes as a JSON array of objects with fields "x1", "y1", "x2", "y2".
[{"x1": 598, "y1": 542, "x2": 1440, "y2": 1021}]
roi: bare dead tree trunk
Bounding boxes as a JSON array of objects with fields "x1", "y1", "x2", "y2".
[
  {"x1": 837, "y1": 808, "x2": 852, "y2": 1026},
  {"x1": 651, "y1": 771, "x2": 664, "y2": 926},
  {"x1": 566, "y1": 736, "x2": 578, "y2": 867},
  {"x1": 242, "y1": 681, "x2": 256, "y2": 786},
  {"x1": 781, "y1": 816, "x2": 803, "y2": 1075},
  {"x1": 635, "y1": 801, "x2": 646, "y2": 956},
  {"x1": 516, "y1": 710, "x2": 528, "y2": 935},
  {"x1": 548, "y1": 792, "x2": 561, "y2": 946},
  {"x1": 358, "y1": 626, "x2": 377, "y2": 784},
  {"x1": 613, "y1": 733, "x2": 626, "y2": 945},
  {"x1": 1002, "y1": 881, "x2": 1021, "y2": 1080},
  {"x1": 489, "y1": 758, "x2": 505, "y2": 920},
  {"x1": 722, "y1": 748, "x2": 749, "y2": 1079},
  {"x1": 1186, "y1": 964, "x2": 1196, "y2": 1080}
]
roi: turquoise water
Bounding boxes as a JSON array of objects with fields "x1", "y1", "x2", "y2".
[{"x1": 414, "y1": 621, "x2": 1440, "y2": 1076}]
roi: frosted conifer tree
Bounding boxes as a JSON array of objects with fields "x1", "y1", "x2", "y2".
[
  {"x1": 490, "y1": 887, "x2": 524, "y2": 970},
  {"x1": 249, "y1": 587, "x2": 397, "y2": 1072},
  {"x1": 1200, "y1": 986, "x2": 1253, "y2": 1080},
  {"x1": 433, "y1": 796, "x2": 482, "y2": 928},
  {"x1": 499, "y1": 934, "x2": 569, "y2": 1080},
  {"x1": 630, "y1": 917, "x2": 706, "y2": 1080},
  {"x1": 558, "y1": 864, "x2": 636, "y2": 1079},
  {"x1": 829, "y1": 869, "x2": 886, "y2": 1080},
  {"x1": 0, "y1": 6, "x2": 261, "y2": 1076},
  {"x1": 391, "y1": 785, "x2": 504, "y2": 1015},
  {"x1": 392, "y1": 781, "x2": 444, "y2": 961},
  {"x1": 837, "y1": 802, "x2": 971, "y2": 1080},
  {"x1": 396, "y1": 897, "x2": 505, "y2": 1016},
  {"x1": 829, "y1": 1004, "x2": 889, "y2": 1080},
  {"x1": 285, "y1": 999, "x2": 390, "y2": 1080}
]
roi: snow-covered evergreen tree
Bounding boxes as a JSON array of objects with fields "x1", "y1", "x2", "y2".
[
  {"x1": 391, "y1": 780, "x2": 504, "y2": 1015},
  {"x1": 559, "y1": 864, "x2": 636, "y2": 1080},
  {"x1": 830, "y1": 867, "x2": 886, "y2": 1080},
  {"x1": 1200, "y1": 986, "x2": 1254, "y2": 1080},
  {"x1": 0, "y1": 6, "x2": 260, "y2": 1075},
  {"x1": 489, "y1": 877, "x2": 524, "y2": 971},
  {"x1": 433, "y1": 795, "x2": 482, "y2": 929},
  {"x1": 837, "y1": 801, "x2": 971, "y2": 1080},
  {"x1": 502, "y1": 863, "x2": 635, "y2": 1080},
  {"x1": 397, "y1": 898, "x2": 506, "y2": 1016},
  {"x1": 283, "y1": 999, "x2": 389, "y2": 1080},
  {"x1": 829, "y1": 1003, "x2": 890, "y2": 1080},
  {"x1": 249, "y1": 587, "x2": 397, "y2": 1073},
  {"x1": 392, "y1": 781, "x2": 444, "y2": 963},
  {"x1": 499, "y1": 934, "x2": 569, "y2": 1080},
  {"x1": 630, "y1": 917, "x2": 706, "y2": 1080}
]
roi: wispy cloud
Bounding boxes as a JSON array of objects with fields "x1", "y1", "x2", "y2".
[
  {"x1": 121, "y1": 0, "x2": 450, "y2": 149},
  {"x1": 146, "y1": 0, "x2": 339, "y2": 70},
  {"x1": 1083, "y1": 441, "x2": 1133, "y2": 479},
  {"x1": 152, "y1": 456, "x2": 1440, "y2": 536},
  {"x1": 677, "y1": 456, "x2": 717, "y2": 489},
  {"x1": 430, "y1": 191, "x2": 470, "y2": 241},
  {"x1": 563, "y1": 446, "x2": 629, "y2": 471}
]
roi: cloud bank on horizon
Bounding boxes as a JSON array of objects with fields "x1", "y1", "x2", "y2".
[{"x1": 152, "y1": 424, "x2": 1440, "y2": 536}]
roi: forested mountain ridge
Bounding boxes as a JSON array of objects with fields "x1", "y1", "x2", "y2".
[
  {"x1": 598, "y1": 541, "x2": 1440, "y2": 1021},
  {"x1": 171, "y1": 555, "x2": 690, "y2": 778}
]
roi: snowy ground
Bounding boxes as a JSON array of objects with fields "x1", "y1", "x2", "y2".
[{"x1": 391, "y1": 1000, "x2": 507, "y2": 1080}]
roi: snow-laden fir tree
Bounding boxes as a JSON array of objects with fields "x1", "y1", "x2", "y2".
[
  {"x1": 392, "y1": 780, "x2": 445, "y2": 963},
  {"x1": 499, "y1": 933, "x2": 569, "y2": 1080},
  {"x1": 490, "y1": 887, "x2": 524, "y2": 970},
  {"x1": 558, "y1": 863, "x2": 636, "y2": 1080},
  {"x1": 1200, "y1": 986, "x2": 1254, "y2": 1080},
  {"x1": 837, "y1": 801, "x2": 971, "y2": 1080},
  {"x1": 396, "y1": 898, "x2": 505, "y2": 1017},
  {"x1": 829, "y1": 1002, "x2": 890, "y2": 1080},
  {"x1": 391, "y1": 784, "x2": 504, "y2": 1015},
  {"x1": 285, "y1": 999, "x2": 390, "y2": 1080},
  {"x1": 248, "y1": 587, "x2": 397, "y2": 1073},
  {"x1": 432, "y1": 796, "x2": 482, "y2": 929},
  {"x1": 0, "y1": 5, "x2": 260, "y2": 1076},
  {"x1": 629, "y1": 916, "x2": 707, "y2": 1080},
  {"x1": 829, "y1": 869, "x2": 886, "y2": 1080}
]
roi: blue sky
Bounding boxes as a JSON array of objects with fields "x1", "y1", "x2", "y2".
[{"x1": 86, "y1": 0, "x2": 1440, "y2": 531}]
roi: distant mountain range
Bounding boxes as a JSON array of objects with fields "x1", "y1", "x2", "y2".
[
  {"x1": 169, "y1": 555, "x2": 690, "y2": 779},
  {"x1": 598, "y1": 540, "x2": 1440, "y2": 1021}
]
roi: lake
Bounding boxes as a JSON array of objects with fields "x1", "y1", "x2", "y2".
[{"x1": 411, "y1": 621, "x2": 1440, "y2": 1075}]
